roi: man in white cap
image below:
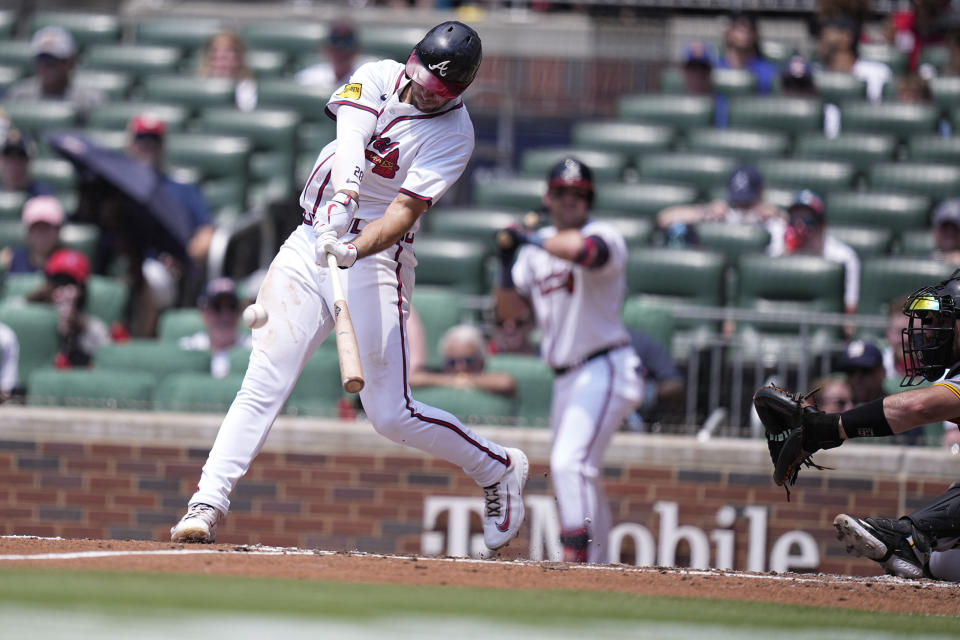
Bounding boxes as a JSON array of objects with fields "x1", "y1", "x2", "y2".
[{"x1": 6, "y1": 26, "x2": 105, "y2": 122}]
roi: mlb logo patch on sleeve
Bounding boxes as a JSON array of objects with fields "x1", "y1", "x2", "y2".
[{"x1": 337, "y1": 83, "x2": 362, "y2": 99}]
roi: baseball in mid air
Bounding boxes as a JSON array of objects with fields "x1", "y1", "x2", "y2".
[{"x1": 242, "y1": 303, "x2": 269, "y2": 329}]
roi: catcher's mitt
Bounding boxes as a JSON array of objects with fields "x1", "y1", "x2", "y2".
[{"x1": 752, "y1": 385, "x2": 830, "y2": 498}]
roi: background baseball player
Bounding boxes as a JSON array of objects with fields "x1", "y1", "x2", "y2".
[
  {"x1": 494, "y1": 157, "x2": 642, "y2": 563},
  {"x1": 754, "y1": 270, "x2": 960, "y2": 580},
  {"x1": 171, "y1": 21, "x2": 528, "y2": 553}
]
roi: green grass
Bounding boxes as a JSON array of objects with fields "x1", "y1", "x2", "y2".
[{"x1": 0, "y1": 568, "x2": 956, "y2": 635}]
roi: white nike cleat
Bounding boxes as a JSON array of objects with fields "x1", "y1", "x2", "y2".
[
  {"x1": 482, "y1": 447, "x2": 529, "y2": 550},
  {"x1": 170, "y1": 503, "x2": 224, "y2": 543}
]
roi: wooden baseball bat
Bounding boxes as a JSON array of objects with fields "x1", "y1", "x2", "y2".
[{"x1": 326, "y1": 253, "x2": 365, "y2": 393}]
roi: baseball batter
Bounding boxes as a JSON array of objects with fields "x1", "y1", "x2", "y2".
[
  {"x1": 495, "y1": 158, "x2": 643, "y2": 563},
  {"x1": 171, "y1": 21, "x2": 529, "y2": 552}
]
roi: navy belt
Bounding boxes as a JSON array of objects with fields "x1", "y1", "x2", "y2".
[{"x1": 552, "y1": 342, "x2": 630, "y2": 377}]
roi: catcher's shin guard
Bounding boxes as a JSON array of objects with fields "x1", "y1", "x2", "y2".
[{"x1": 905, "y1": 484, "x2": 960, "y2": 544}]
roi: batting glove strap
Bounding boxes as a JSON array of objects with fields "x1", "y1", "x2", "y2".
[{"x1": 313, "y1": 192, "x2": 359, "y2": 238}]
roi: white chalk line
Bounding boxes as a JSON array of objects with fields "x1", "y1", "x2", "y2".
[{"x1": 0, "y1": 535, "x2": 952, "y2": 589}]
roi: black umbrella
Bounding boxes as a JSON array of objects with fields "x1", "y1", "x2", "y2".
[{"x1": 47, "y1": 132, "x2": 193, "y2": 260}]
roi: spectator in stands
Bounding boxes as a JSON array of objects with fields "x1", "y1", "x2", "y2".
[
  {"x1": 624, "y1": 329, "x2": 684, "y2": 431},
  {"x1": 198, "y1": 30, "x2": 257, "y2": 111},
  {"x1": 126, "y1": 113, "x2": 215, "y2": 308},
  {"x1": 656, "y1": 164, "x2": 786, "y2": 251},
  {"x1": 769, "y1": 189, "x2": 860, "y2": 316},
  {"x1": 0, "y1": 321, "x2": 18, "y2": 402},
  {"x1": 488, "y1": 311, "x2": 538, "y2": 356},
  {"x1": 882, "y1": 295, "x2": 910, "y2": 382},
  {"x1": 714, "y1": 12, "x2": 777, "y2": 126},
  {"x1": 296, "y1": 21, "x2": 363, "y2": 88},
  {"x1": 179, "y1": 277, "x2": 252, "y2": 379},
  {"x1": 680, "y1": 40, "x2": 715, "y2": 96},
  {"x1": 780, "y1": 55, "x2": 817, "y2": 97},
  {"x1": 897, "y1": 72, "x2": 933, "y2": 102},
  {"x1": 840, "y1": 339, "x2": 886, "y2": 405},
  {"x1": 811, "y1": 375, "x2": 855, "y2": 414},
  {"x1": 885, "y1": 0, "x2": 952, "y2": 72},
  {"x1": 817, "y1": 15, "x2": 892, "y2": 103},
  {"x1": 0, "y1": 128, "x2": 53, "y2": 197},
  {"x1": 5, "y1": 26, "x2": 105, "y2": 123},
  {"x1": 0, "y1": 195, "x2": 64, "y2": 275},
  {"x1": 410, "y1": 324, "x2": 516, "y2": 397},
  {"x1": 930, "y1": 199, "x2": 960, "y2": 267},
  {"x1": 27, "y1": 249, "x2": 110, "y2": 368}
]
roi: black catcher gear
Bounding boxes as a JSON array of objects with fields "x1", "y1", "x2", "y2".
[{"x1": 901, "y1": 268, "x2": 960, "y2": 385}]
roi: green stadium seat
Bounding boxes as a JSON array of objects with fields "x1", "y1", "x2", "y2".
[
  {"x1": 0, "y1": 64, "x2": 23, "y2": 93},
  {"x1": 412, "y1": 237, "x2": 488, "y2": 295},
  {"x1": 411, "y1": 286, "x2": 467, "y2": 370},
  {"x1": 683, "y1": 127, "x2": 789, "y2": 160},
  {"x1": 154, "y1": 372, "x2": 243, "y2": 413},
  {"x1": 710, "y1": 68, "x2": 757, "y2": 96},
  {"x1": 358, "y1": 25, "x2": 422, "y2": 62},
  {"x1": 197, "y1": 108, "x2": 300, "y2": 190},
  {"x1": 0, "y1": 302, "x2": 58, "y2": 385},
  {"x1": 29, "y1": 158, "x2": 76, "y2": 192},
  {"x1": 85, "y1": 275, "x2": 128, "y2": 325},
  {"x1": 82, "y1": 44, "x2": 182, "y2": 77},
  {"x1": 898, "y1": 229, "x2": 933, "y2": 257},
  {"x1": 29, "y1": 12, "x2": 121, "y2": 48},
  {"x1": 859, "y1": 43, "x2": 907, "y2": 75},
  {"x1": 245, "y1": 49, "x2": 289, "y2": 78},
  {"x1": 71, "y1": 69, "x2": 133, "y2": 100},
  {"x1": 0, "y1": 10, "x2": 15, "y2": 39},
  {"x1": 636, "y1": 152, "x2": 738, "y2": 194},
  {"x1": 907, "y1": 134, "x2": 960, "y2": 164},
  {"x1": 486, "y1": 353, "x2": 555, "y2": 425},
  {"x1": 411, "y1": 386, "x2": 516, "y2": 425},
  {"x1": 929, "y1": 76, "x2": 960, "y2": 112},
  {"x1": 828, "y1": 226, "x2": 894, "y2": 259},
  {"x1": 868, "y1": 162, "x2": 960, "y2": 200},
  {"x1": 592, "y1": 213, "x2": 654, "y2": 247},
  {"x1": 2, "y1": 101, "x2": 78, "y2": 139},
  {"x1": 760, "y1": 40, "x2": 792, "y2": 66},
  {"x1": 201, "y1": 177, "x2": 247, "y2": 218},
  {"x1": 298, "y1": 120, "x2": 337, "y2": 154},
  {"x1": 793, "y1": 133, "x2": 896, "y2": 172},
  {"x1": 593, "y1": 181, "x2": 698, "y2": 219},
  {"x1": 859, "y1": 257, "x2": 956, "y2": 316},
  {"x1": 472, "y1": 177, "x2": 544, "y2": 211},
  {"x1": 1, "y1": 273, "x2": 42, "y2": 300},
  {"x1": 164, "y1": 133, "x2": 251, "y2": 181},
  {"x1": 87, "y1": 102, "x2": 190, "y2": 131},
  {"x1": 840, "y1": 102, "x2": 939, "y2": 140},
  {"x1": 142, "y1": 75, "x2": 237, "y2": 111},
  {"x1": 285, "y1": 345, "x2": 343, "y2": 417},
  {"x1": 256, "y1": 79, "x2": 332, "y2": 121},
  {"x1": 826, "y1": 191, "x2": 931, "y2": 232},
  {"x1": 60, "y1": 223, "x2": 100, "y2": 261},
  {"x1": 759, "y1": 158, "x2": 856, "y2": 193},
  {"x1": 0, "y1": 220, "x2": 23, "y2": 248},
  {"x1": 27, "y1": 367, "x2": 156, "y2": 409},
  {"x1": 921, "y1": 45, "x2": 950, "y2": 72},
  {"x1": 240, "y1": 22, "x2": 326, "y2": 55},
  {"x1": 617, "y1": 94, "x2": 714, "y2": 128},
  {"x1": 80, "y1": 128, "x2": 127, "y2": 153},
  {"x1": 658, "y1": 67, "x2": 685, "y2": 94},
  {"x1": 135, "y1": 18, "x2": 224, "y2": 51},
  {"x1": 571, "y1": 120, "x2": 675, "y2": 156},
  {"x1": 0, "y1": 191, "x2": 27, "y2": 222},
  {"x1": 626, "y1": 248, "x2": 726, "y2": 305},
  {"x1": 0, "y1": 40, "x2": 33, "y2": 72},
  {"x1": 813, "y1": 71, "x2": 866, "y2": 104},
  {"x1": 157, "y1": 308, "x2": 204, "y2": 342},
  {"x1": 695, "y1": 222, "x2": 770, "y2": 263},
  {"x1": 520, "y1": 148, "x2": 628, "y2": 181},
  {"x1": 94, "y1": 339, "x2": 211, "y2": 378},
  {"x1": 727, "y1": 97, "x2": 823, "y2": 135},
  {"x1": 621, "y1": 299, "x2": 674, "y2": 352},
  {"x1": 426, "y1": 208, "x2": 524, "y2": 250}
]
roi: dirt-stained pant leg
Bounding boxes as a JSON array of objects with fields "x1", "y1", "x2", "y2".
[
  {"x1": 550, "y1": 348, "x2": 642, "y2": 563},
  {"x1": 191, "y1": 226, "x2": 333, "y2": 513}
]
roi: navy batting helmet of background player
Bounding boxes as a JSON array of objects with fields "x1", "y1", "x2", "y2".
[
  {"x1": 548, "y1": 157, "x2": 595, "y2": 205},
  {"x1": 406, "y1": 21, "x2": 482, "y2": 99}
]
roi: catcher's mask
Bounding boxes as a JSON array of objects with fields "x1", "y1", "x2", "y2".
[{"x1": 901, "y1": 270, "x2": 960, "y2": 385}]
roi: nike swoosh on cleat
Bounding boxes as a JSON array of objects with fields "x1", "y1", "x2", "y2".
[{"x1": 496, "y1": 494, "x2": 511, "y2": 532}]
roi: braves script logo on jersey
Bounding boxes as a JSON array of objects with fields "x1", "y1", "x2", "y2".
[
  {"x1": 428, "y1": 60, "x2": 451, "y2": 77},
  {"x1": 365, "y1": 135, "x2": 400, "y2": 179},
  {"x1": 536, "y1": 270, "x2": 575, "y2": 296}
]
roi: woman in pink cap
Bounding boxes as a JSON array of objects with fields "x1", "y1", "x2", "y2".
[{"x1": 1, "y1": 195, "x2": 65, "y2": 275}]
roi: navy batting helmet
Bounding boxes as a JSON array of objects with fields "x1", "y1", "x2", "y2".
[
  {"x1": 405, "y1": 21, "x2": 482, "y2": 99},
  {"x1": 547, "y1": 157, "x2": 595, "y2": 204}
]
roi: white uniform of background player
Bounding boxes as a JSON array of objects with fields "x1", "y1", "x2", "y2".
[
  {"x1": 171, "y1": 22, "x2": 528, "y2": 552},
  {"x1": 495, "y1": 158, "x2": 642, "y2": 563}
]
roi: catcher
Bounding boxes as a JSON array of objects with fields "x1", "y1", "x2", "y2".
[{"x1": 754, "y1": 270, "x2": 960, "y2": 581}]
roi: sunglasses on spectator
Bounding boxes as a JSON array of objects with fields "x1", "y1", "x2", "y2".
[
  {"x1": 209, "y1": 299, "x2": 239, "y2": 313},
  {"x1": 445, "y1": 356, "x2": 481, "y2": 369}
]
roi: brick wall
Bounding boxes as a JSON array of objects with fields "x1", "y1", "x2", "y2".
[{"x1": 1, "y1": 407, "x2": 954, "y2": 575}]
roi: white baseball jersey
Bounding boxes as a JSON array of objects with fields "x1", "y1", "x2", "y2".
[
  {"x1": 299, "y1": 59, "x2": 474, "y2": 232},
  {"x1": 512, "y1": 220, "x2": 632, "y2": 370}
]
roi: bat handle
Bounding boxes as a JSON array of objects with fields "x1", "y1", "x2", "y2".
[{"x1": 327, "y1": 252, "x2": 346, "y2": 300}]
